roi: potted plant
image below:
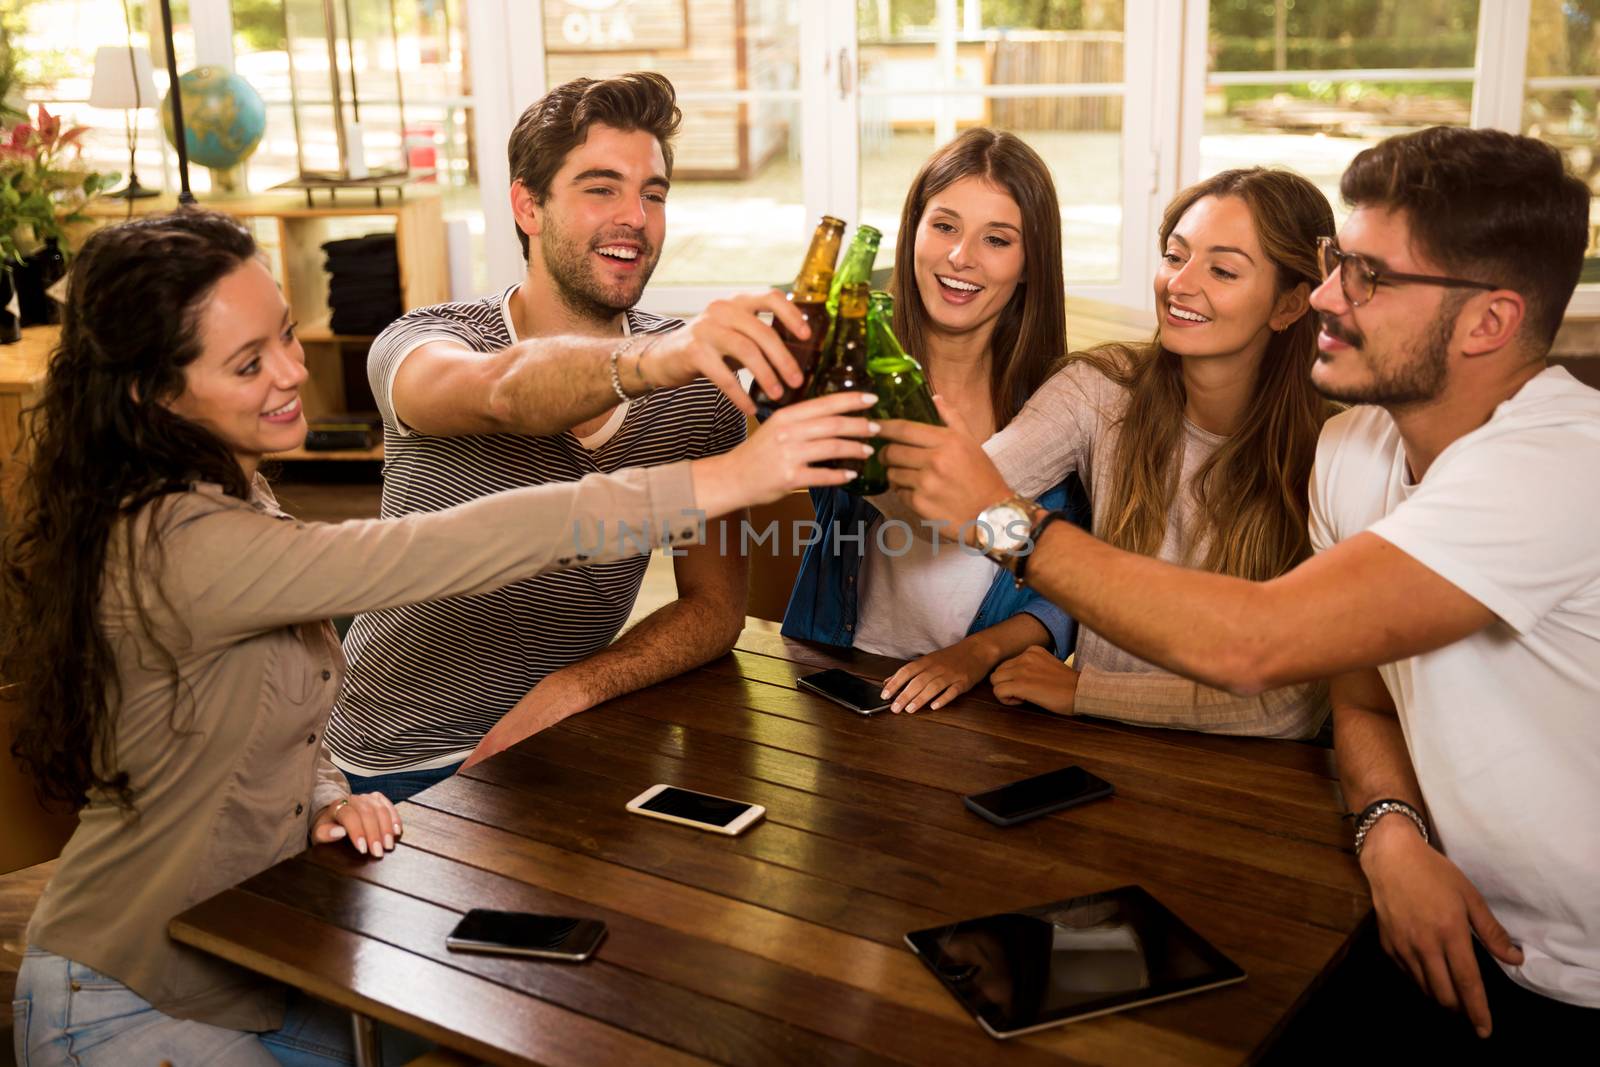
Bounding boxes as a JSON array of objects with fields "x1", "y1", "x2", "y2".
[{"x1": 0, "y1": 104, "x2": 117, "y2": 339}]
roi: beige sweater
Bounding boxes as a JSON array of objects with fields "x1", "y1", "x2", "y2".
[
  {"x1": 987, "y1": 360, "x2": 1326, "y2": 738},
  {"x1": 27, "y1": 463, "x2": 698, "y2": 1031}
]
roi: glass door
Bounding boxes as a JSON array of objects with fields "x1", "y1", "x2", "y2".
[{"x1": 473, "y1": 1, "x2": 1169, "y2": 310}]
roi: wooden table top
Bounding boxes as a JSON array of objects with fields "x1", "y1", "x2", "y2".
[
  {"x1": 0, "y1": 327, "x2": 55, "y2": 394},
  {"x1": 171, "y1": 625, "x2": 1369, "y2": 1066}
]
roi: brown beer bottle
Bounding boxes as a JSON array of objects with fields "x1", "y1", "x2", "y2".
[
  {"x1": 752, "y1": 215, "x2": 846, "y2": 415},
  {"x1": 804, "y1": 280, "x2": 873, "y2": 485}
]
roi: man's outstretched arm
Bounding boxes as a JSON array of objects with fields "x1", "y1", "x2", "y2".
[
  {"x1": 877, "y1": 410, "x2": 1495, "y2": 694},
  {"x1": 1332, "y1": 667, "x2": 1523, "y2": 1039},
  {"x1": 390, "y1": 292, "x2": 811, "y2": 438},
  {"x1": 460, "y1": 517, "x2": 747, "y2": 767}
]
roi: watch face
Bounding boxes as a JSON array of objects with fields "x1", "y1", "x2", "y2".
[{"x1": 978, "y1": 503, "x2": 1031, "y2": 553}]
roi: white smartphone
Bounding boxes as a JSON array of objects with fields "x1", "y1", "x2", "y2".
[{"x1": 625, "y1": 784, "x2": 766, "y2": 836}]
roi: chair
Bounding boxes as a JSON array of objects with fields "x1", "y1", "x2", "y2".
[
  {"x1": 744, "y1": 490, "x2": 818, "y2": 624},
  {"x1": 0, "y1": 688, "x2": 77, "y2": 877}
]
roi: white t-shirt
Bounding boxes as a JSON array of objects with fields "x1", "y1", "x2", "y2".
[
  {"x1": 852, "y1": 516, "x2": 999, "y2": 659},
  {"x1": 1308, "y1": 366, "x2": 1600, "y2": 1008}
]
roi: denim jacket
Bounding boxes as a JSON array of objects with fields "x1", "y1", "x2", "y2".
[{"x1": 781, "y1": 473, "x2": 1090, "y2": 657}]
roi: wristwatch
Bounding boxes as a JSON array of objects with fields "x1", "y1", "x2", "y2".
[{"x1": 974, "y1": 494, "x2": 1039, "y2": 571}]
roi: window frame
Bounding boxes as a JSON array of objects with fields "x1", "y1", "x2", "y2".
[{"x1": 465, "y1": 0, "x2": 1595, "y2": 319}]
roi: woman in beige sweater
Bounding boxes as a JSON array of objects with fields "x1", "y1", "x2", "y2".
[
  {"x1": 2, "y1": 211, "x2": 874, "y2": 1066},
  {"x1": 884, "y1": 168, "x2": 1337, "y2": 739}
]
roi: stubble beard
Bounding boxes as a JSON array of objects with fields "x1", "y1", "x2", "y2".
[
  {"x1": 1314, "y1": 297, "x2": 1459, "y2": 407},
  {"x1": 540, "y1": 213, "x2": 659, "y2": 327}
]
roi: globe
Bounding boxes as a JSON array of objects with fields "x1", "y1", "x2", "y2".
[{"x1": 160, "y1": 67, "x2": 267, "y2": 171}]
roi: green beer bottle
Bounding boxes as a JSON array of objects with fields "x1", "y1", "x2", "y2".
[
  {"x1": 846, "y1": 291, "x2": 942, "y2": 496},
  {"x1": 754, "y1": 215, "x2": 846, "y2": 416},
  {"x1": 825, "y1": 224, "x2": 883, "y2": 318},
  {"x1": 805, "y1": 281, "x2": 875, "y2": 489},
  {"x1": 865, "y1": 291, "x2": 942, "y2": 427}
]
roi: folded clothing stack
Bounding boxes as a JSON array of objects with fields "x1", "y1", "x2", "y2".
[
  {"x1": 323, "y1": 233, "x2": 402, "y2": 336},
  {"x1": 304, "y1": 414, "x2": 382, "y2": 452}
]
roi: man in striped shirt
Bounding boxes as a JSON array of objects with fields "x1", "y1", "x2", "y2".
[{"x1": 326, "y1": 73, "x2": 814, "y2": 801}]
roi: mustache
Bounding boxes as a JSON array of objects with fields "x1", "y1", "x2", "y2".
[
  {"x1": 591, "y1": 229, "x2": 656, "y2": 257},
  {"x1": 1318, "y1": 313, "x2": 1364, "y2": 348}
]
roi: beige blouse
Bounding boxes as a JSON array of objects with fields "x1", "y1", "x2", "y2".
[
  {"x1": 984, "y1": 360, "x2": 1328, "y2": 739},
  {"x1": 27, "y1": 462, "x2": 699, "y2": 1031},
  {"x1": 872, "y1": 358, "x2": 1327, "y2": 738}
]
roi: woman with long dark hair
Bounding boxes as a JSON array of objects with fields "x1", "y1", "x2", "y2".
[
  {"x1": 3, "y1": 211, "x2": 873, "y2": 1066},
  {"x1": 783, "y1": 128, "x2": 1089, "y2": 693},
  {"x1": 890, "y1": 167, "x2": 1337, "y2": 736}
]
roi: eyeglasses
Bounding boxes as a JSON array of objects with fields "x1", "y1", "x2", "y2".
[{"x1": 1316, "y1": 236, "x2": 1498, "y2": 308}]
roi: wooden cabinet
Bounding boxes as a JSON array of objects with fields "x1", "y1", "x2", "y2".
[
  {"x1": 0, "y1": 329, "x2": 53, "y2": 514},
  {"x1": 84, "y1": 191, "x2": 449, "y2": 460}
]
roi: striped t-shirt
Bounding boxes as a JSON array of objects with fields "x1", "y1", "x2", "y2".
[{"x1": 325, "y1": 286, "x2": 745, "y2": 774}]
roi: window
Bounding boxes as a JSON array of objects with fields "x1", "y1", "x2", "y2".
[
  {"x1": 857, "y1": 1, "x2": 1128, "y2": 286},
  {"x1": 540, "y1": 0, "x2": 807, "y2": 287},
  {"x1": 1523, "y1": 0, "x2": 1600, "y2": 306},
  {"x1": 1201, "y1": 1, "x2": 1481, "y2": 219},
  {"x1": 12, "y1": 2, "x2": 1596, "y2": 323},
  {"x1": 470, "y1": 1, "x2": 1159, "y2": 309}
]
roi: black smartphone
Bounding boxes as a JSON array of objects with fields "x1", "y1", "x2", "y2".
[
  {"x1": 963, "y1": 765, "x2": 1114, "y2": 827},
  {"x1": 797, "y1": 668, "x2": 892, "y2": 715},
  {"x1": 444, "y1": 909, "x2": 607, "y2": 962}
]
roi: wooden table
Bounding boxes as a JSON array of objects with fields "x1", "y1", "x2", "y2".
[{"x1": 171, "y1": 626, "x2": 1370, "y2": 1066}]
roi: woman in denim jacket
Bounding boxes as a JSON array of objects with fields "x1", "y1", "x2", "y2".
[{"x1": 784, "y1": 128, "x2": 1089, "y2": 711}]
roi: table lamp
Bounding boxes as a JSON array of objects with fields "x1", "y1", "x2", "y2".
[{"x1": 89, "y1": 44, "x2": 160, "y2": 199}]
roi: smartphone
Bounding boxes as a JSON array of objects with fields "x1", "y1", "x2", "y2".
[
  {"x1": 797, "y1": 668, "x2": 892, "y2": 715},
  {"x1": 625, "y1": 784, "x2": 766, "y2": 835},
  {"x1": 963, "y1": 765, "x2": 1114, "y2": 827},
  {"x1": 444, "y1": 909, "x2": 607, "y2": 962}
]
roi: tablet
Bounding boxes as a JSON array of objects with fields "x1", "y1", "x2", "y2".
[{"x1": 904, "y1": 885, "x2": 1246, "y2": 1039}]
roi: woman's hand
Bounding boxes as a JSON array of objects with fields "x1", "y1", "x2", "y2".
[
  {"x1": 989, "y1": 646, "x2": 1079, "y2": 715},
  {"x1": 311, "y1": 792, "x2": 402, "y2": 858},
  {"x1": 879, "y1": 396, "x2": 1015, "y2": 539},
  {"x1": 691, "y1": 391, "x2": 878, "y2": 518},
  {"x1": 880, "y1": 636, "x2": 1001, "y2": 713}
]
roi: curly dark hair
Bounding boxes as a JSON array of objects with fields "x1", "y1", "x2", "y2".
[{"x1": 3, "y1": 210, "x2": 258, "y2": 809}]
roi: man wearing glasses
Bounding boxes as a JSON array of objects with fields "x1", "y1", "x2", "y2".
[{"x1": 877, "y1": 125, "x2": 1599, "y2": 1052}]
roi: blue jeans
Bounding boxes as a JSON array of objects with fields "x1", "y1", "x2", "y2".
[
  {"x1": 11, "y1": 947, "x2": 430, "y2": 1066},
  {"x1": 343, "y1": 761, "x2": 463, "y2": 804}
]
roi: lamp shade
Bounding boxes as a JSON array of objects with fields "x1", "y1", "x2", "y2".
[{"x1": 89, "y1": 45, "x2": 158, "y2": 110}]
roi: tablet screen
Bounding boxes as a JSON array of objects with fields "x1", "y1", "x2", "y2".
[{"x1": 905, "y1": 886, "x2": 1245, "y2": 1038}]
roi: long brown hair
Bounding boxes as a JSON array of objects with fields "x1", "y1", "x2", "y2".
[
  {"x1": 1080, "y1": 168, "x2": 1337, "y2": 581},
  {"x1": 889, "y1": 127, "x2": 1065, "y2": 431},
  {"x1": 3, "y1": 211, "x2": 257, "y2": 809}
]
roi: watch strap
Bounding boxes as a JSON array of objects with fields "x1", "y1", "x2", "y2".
[{"x1": 1012, "y1": 508, "x2": 1069, "y2": 589}]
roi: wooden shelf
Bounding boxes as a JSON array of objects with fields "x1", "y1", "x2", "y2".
[
  {"x1": 270, "y1": 443, "x2": 384, "y2": 462},
  {"x1": 84, "y1": 188, "x2": 443, "y2": 221},
  {"x1": 298, "y1": 322, "x2": 379, "y2": 344}
]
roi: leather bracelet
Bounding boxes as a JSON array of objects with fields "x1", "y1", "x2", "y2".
[
  {"x1": 633, "y1": 336, "x2": 662, "y2": 392},
  {"x1": 1012, "y1": 508, "x2": 1068, "y2": 589},
  {"x1": 1353, "y1": 798, "x2": 1429, "y2": 856}
]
